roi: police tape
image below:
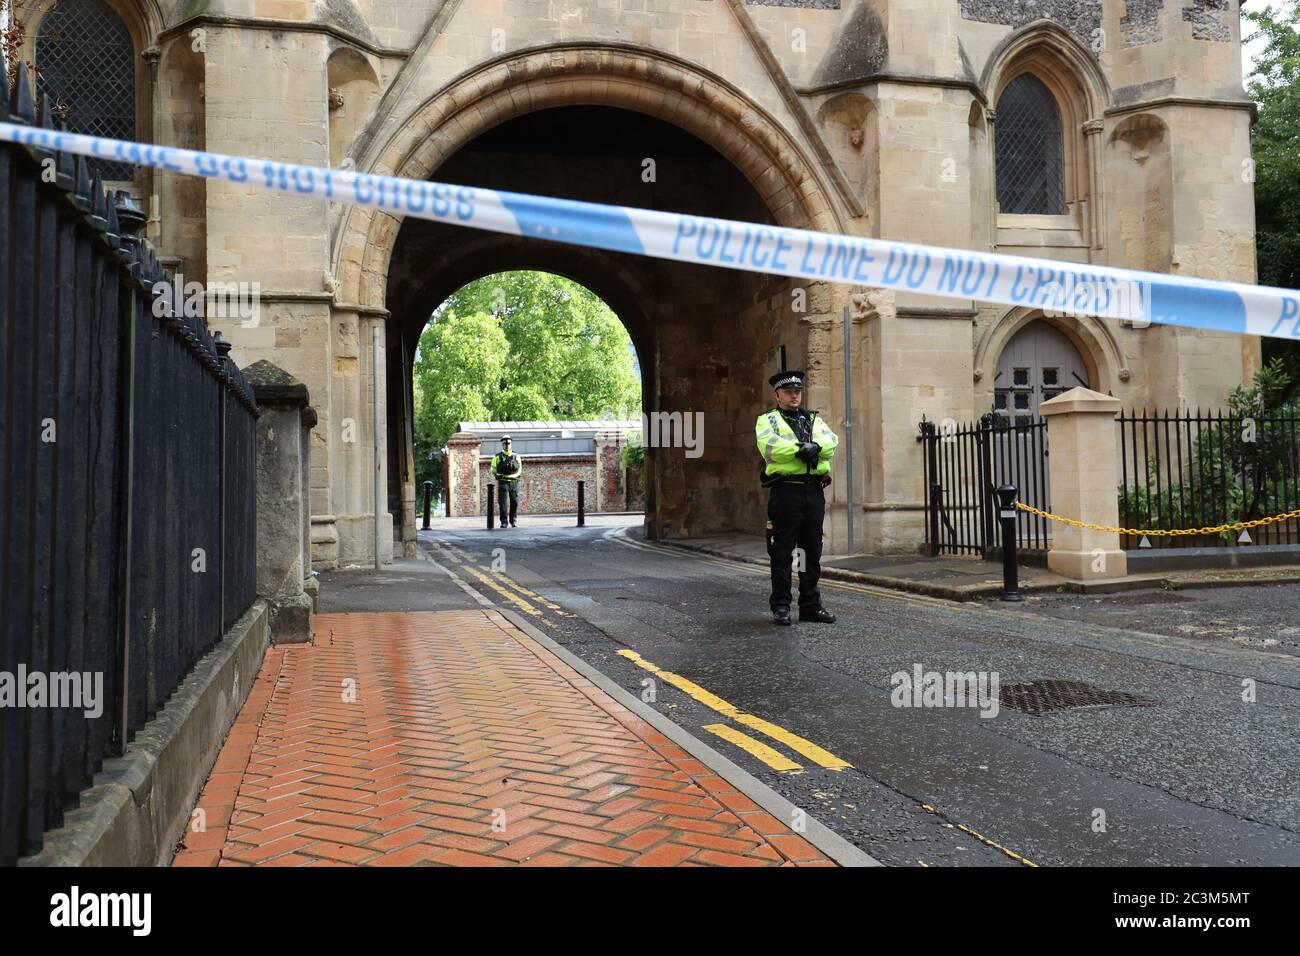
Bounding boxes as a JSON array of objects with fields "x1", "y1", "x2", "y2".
[{"x1": 4, "y1": 120, "x2": 1298, "y2": 341}]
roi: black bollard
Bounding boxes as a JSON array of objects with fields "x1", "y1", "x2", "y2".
[
  {"x1": 487, "y1": 481, "x2": 495, "y2": 530},
  {"x1": 996, "y1": 484, "x2": 1021, "y2": 602},
  {"x1": 577, "y1": 480, "x2": 585, "y2": 527},
  {"x1": 422, "y1": 480, "x2": 433, "y2": 530}
]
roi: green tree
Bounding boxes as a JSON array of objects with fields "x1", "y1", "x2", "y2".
[
  {"x1": 411, "y1": 272, "x2": 642, "y2": 500},
  {"x1": 1245, "y1": 3, "x2": 1300, "y2": 392}
]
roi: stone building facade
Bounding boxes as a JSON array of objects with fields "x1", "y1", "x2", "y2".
[{"x1": 23, "y1": 0, "x2": 1260, "y2": 562}]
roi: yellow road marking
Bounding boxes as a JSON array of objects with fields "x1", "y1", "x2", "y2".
[
  {"x1": 449, "y1": 544, "x2": 476, "y2": 563},
  {"x1": 702, "y1": 724, "x2": 802, "y2": 773},
  {"x1": 617, "y1": 649, "x2": 852, "y2": 771},
  {"x1": 920, "y1": 803, "x2": 1038, "y2": 867},
  {"x1": 475, "y1": 566, "x2": 571, "y2": 614},
  {"x1": 463, "y1": 565, "x2": 543, "y2": 617}
]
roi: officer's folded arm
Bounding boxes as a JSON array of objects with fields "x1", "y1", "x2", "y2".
[{"x1": 770, "y1": 437, "x2": 801, "y2": 463}]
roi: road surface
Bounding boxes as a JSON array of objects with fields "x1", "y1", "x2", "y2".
[{"x1": 336, "y1": 519, "x2": 1300, "y2": 867}]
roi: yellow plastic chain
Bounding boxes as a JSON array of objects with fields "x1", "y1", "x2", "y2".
[{"x1": 1012, "y1": 501, "x2": 1300, "y2": 537}]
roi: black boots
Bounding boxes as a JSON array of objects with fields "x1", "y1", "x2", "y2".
[
  {"x1": 773, "y1": 607, "x2": 835, "y2": 624},
  {"x1": 799, "y1": 607, "x2": 836, "y2": 624}
]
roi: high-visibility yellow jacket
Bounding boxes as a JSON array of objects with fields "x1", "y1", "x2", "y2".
[
  {"x1": 491, "y1": 451, "x2": 523, "y2": 482},
  {"x1": 755, "y1": 408, "x2": 838, "y2": 480}
]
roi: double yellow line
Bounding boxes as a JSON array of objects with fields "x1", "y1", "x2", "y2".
[
  {"x1": 617, "y1": 648, "x2": 851, "y2": 774},
  {"x1": 431, "y1": 541, "x2": 572, "y2": 626}
]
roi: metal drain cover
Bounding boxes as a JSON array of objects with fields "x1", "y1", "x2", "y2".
[{"x1": 998, "y1": 679, "x2": 1158, "y2": 716}]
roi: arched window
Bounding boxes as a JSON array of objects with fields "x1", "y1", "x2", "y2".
[
  {"x1": 36, "y1": 0, "x2": 136, "y2": 180},
  {"x1": 995, "y1": 74, "x2": 1064, "y2": 215}
]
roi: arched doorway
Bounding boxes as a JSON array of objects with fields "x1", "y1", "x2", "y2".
[
  {"x1": 381, "y1": 104, "x2": 823, "y2": 551},
  {"x1": 993, "y1": 320, "x2": 1091, "y2": 422},
  {"x1": 408, "y1": 270, "x2": 642, "y2": 519}
]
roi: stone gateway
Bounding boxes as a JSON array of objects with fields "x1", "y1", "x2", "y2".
[{"x1": 22, "y1": 0, "x2": 1259, "y2": 562}]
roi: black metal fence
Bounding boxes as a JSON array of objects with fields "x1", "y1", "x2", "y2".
[
  {"x1": 1118, "y1": 408, "x2": 1300, "y2": 548},
  {"x1": 0, "y1": 65, "x2": 259, "y2": 864},
  {"x1": 919, "y1": 413, "x2": 1051, "y2": 556}
]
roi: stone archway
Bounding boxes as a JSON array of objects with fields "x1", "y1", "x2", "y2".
[
  {"x1": 384, "y1": 235, "x2": 657, "y2": 552},
  {"x1": 324, "y1": 46, "x2": 855, "y2": 560}
]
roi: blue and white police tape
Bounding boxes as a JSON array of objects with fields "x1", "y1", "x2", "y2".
[{"x1": 3, "y1": 120, "x2": 1298, "y2": 340}]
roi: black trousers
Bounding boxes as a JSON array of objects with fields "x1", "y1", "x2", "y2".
[
  {"x1": 496, "y1": 480, "x2": 519, "y2": 525},
  {"x1": 766, "y1": 480, "x2": 825, "y2": 612}
]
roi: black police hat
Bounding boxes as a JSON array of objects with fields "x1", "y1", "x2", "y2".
[{"x1": 769, "y1": 370, "x2": 805, "y2": 390}]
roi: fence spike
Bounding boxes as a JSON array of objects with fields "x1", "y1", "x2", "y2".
[
  {"x1": 105, "y1": 192, "x2": 122, "y2": 240},
  {"x1": 56, "y1": 138, "x2": 75, "y2": 187},
  {"x1": 0, "y1": 60, "x2": 9, "y2": 122},
  {"x1": 73, "y1": 154, "x2": 91, "y2": 202},
  {"x1": 11, "y1": 61, "x2": 35, "y2": 122},
  {"x1": 90, "y1": 170, "x2": 109, "y2": 222}
]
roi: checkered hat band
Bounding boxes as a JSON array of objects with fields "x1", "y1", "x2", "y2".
[{"x1": 773, "y1": 375, "x2": 803, "y2": 389}]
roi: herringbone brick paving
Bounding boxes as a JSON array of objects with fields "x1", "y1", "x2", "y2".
[{"x1": 173, "y1": 610, "x2": 834, "y2": 867}]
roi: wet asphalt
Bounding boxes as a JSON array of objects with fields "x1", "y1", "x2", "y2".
[{"x1": 322, "y1": 519, "x2": 1300, "y2": 867}]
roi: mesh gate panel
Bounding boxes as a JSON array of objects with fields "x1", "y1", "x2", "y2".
[
  {"x1": 995, "y1": 74, "x2": 1064, "y2": 216},
  {"x1": 36, "y1": 0, "x2": 136, "y2": 180}
]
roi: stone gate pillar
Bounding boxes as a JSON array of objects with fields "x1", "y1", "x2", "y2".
[
  {"x1": 1038, "y1": 388, "x2": 1127, "y2": 581},
  {"x1": 445, "y1": 432, "x2": 483, "y2": 516},
  {"x1": 246, "y1": 360, "x2": 316, "y2": 643},
  {"x1": 595, "y1": 432, "x2": 626, "y2": 512}
]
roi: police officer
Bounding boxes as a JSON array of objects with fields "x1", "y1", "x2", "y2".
[
  {"x1": 755, "y1": 370, "x2": 839, "y2": 626},
  {"x1": 490, "y1": 435, "x2": 523, "y2": 528}
]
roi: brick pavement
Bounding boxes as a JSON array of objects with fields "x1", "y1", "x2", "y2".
[{"x1": 173, "y1": 610, "x2": 835, "y2": 867}]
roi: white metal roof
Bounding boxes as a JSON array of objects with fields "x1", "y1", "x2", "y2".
[{"x1": 459, "y1": 420, "x2": 642, "y2": 435}]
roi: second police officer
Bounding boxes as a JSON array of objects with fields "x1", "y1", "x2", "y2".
[
  {"x1": 755, "y1": 370, "x2": 839, "y2": 626},
  {"x1": 490, "y1": 435, "x2": 523, "y2": 528}
]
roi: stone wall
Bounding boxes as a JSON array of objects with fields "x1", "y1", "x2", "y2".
[
  {"x1": 479, "y1": 456, "x2": 598, "y2": 517},
  {"x1": 445, "y1": 434, "x2": 641, "y2": 516}
]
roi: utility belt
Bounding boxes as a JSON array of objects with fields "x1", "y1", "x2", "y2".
[
  {"x1": 763, "y1": 473, "x2": 827, "y2": 488},
  {"x1": 496, "y1": 475, "x2": 520, "y2": 483}
]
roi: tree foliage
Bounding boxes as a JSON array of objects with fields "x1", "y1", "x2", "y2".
[
  {"x1": 1245, "y1": 4, "x2": 1300, "y2": 390},
  {"x1": 1246, "y1": 2, "x2": 1300, "y2": 287},
  {"x1": 411, "y1": 272, "x2": 642, "y2": 499}
]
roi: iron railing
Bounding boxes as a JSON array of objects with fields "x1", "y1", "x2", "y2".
[
  {"x1": 0, "y1": 64, "x2": 258, "y2": 864},
  {"x1": 919, "y1": 413, "x2": 1051, "y2": 556},
  {"x1": 1118, "y1": 408, "x2": 1300, "y2": 548}
]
